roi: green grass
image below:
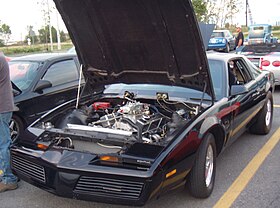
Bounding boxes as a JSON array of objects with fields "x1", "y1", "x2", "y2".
[
  {"x1": 0, "y1": 42, "x2": 74, "y2": 56},
  {"x1": 272, "y1": 31, "x2": 280, "y2": 39}
]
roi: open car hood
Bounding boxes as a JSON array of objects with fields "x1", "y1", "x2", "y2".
[{"x1": 54, "y1": 0, "x2": 214, "y2": 98}]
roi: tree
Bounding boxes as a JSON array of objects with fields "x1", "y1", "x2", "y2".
[
  {"x1": 0, "y1": 22, "x2": 12, "y2": 45},
  {"x1": 38, "y1": 26, "x2": 58, "y2": 44},
  {"x1": 38, "y1": 0, "x2": 54, "y2": 50},
  {"x1": 59, "y1": 30, "x2": 67, "y2": 42},
  {"x1": 192, "y1": 0, "x2": 207, "y2": 22},
  {"x1": 203, "y1": 0, "x2": 242, "y2": 28}
]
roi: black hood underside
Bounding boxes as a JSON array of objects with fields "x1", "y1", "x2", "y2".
[{"x1": 54, "y1": 0, "x2": 214, "y2": 98}]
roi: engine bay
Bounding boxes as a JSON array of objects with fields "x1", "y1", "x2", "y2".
[{"x1": 36, "y1": 91, "x2": 201, "y2": 154}]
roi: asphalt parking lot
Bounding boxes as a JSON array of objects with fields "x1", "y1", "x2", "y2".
[{"x1": 2, "y1": 88, "x2": 280, "y2": 208}]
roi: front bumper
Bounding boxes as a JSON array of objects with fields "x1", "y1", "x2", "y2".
[{"x1": 10, "y1": 146, "x2": 161, "y2": 206}]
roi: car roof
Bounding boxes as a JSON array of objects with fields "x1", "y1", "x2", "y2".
[
  {"x1": 213, "y1": 30, "x2": 229, "y2": 32},
  {"x1": 206, "y1": 51, "x2": 243, "y2": 61},
  {"x1": 10, "y1": 53, "x2": 77, "y2": 62}
]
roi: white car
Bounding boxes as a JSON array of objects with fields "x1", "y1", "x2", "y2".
[{"x1": 259, "y1": 52, "x2": 280, "y2": 85}]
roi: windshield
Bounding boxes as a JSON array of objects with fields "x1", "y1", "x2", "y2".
[
  {"x1": 9, "y1": 61, "x2": 40, "y2": 91},
  {"x1": 249, "y1": 30, "x2": 265, "y2": 38},
  {"x1": 211, "y1": 32, "x2": 224, "y2": 38},
  {"x1": 101, "y1": 60, "x2": 225, "y2": 102},
  {"x1": 103, "y1": 84, "x2": 212, "y2": 102}
]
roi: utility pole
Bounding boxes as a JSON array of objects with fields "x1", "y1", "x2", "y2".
[{"x1": 47, "y1": 0, "x2": 53, "y2": 51}]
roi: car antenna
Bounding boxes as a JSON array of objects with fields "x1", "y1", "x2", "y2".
[{"x1": 76, "y1": 64, "x2": 83, "y2": 109}]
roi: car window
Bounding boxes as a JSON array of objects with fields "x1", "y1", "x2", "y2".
[
  {"x1": 225, "y1": 31, "x2": 230, "y2": 38},
  {"x1": 212, "y1": 32, "x2": 224, "y2": 38},
  {"x1": 245, "y1": 58, "x2": 262, "y2": 78},
  {"x1": 42, "y1": 59, "x2": 79, "y2": 87},
  {"x1": 229, "y1": 59, "x2": 253, "y2": 84}
]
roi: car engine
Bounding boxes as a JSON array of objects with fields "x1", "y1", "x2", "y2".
[{"x1": 39, "y1": 91, "x2": 197, "y2": 151}]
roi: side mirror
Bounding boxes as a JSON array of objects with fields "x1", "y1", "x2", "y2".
[
  {"x1": 230, "y1": 85, "x2": 248, "y2": 96},
  {"x1": 13, "y1": 89, "x2": 21, "y2": 96},
  {"x1": 34, "y1": 80, "x2": 52, "y2": 93}
]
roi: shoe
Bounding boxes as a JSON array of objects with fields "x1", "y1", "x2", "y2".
[{"x1": 0, "y1": 182, "x2": 18, "y2": 192}]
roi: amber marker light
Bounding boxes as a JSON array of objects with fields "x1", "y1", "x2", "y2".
[
  {"x1": 166, "y1": 169, "x2": 177, "y2": 178},
  {"x1": 100, "y1": 155, "x2": 120, "y2": 163},
  {"x1": 37, "y1": 143, "x2": 49, "y2": 150}
]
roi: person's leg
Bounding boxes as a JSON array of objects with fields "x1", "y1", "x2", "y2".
[{"x1": 0, "y1": 112, "x2": 18, "y2": 185}]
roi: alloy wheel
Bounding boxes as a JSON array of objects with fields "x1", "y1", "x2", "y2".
[
  {"x1": 205, "y1": 145, "x2": 214, "y2": 187},
  {"x1": 9, "y1": 119, "x2": 19, "y2": 142},
  {"x1": 265, "y1": 99, "x2": 272, "y2": 127}
]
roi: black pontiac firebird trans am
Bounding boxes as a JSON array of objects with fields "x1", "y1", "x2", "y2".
[{"x1": 11, "y1": 0, "x2": 274, "y2": 206}]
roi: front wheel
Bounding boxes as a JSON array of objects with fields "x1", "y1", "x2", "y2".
[
  {"x1": 187, "y1": 133, "x2": 216, "y2": 198},
  {"x1": 9, "y1": 115, "x2": 24, "y2": 142}
]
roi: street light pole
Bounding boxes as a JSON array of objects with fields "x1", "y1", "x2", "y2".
[
  {"x1": 56, "y1": 9, "x2": 61, "y2": 50},
  {"x1": 245, "y1": 0, "x2": 248, "y2": 27}
]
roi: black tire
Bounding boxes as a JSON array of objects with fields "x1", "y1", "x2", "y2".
[
  {"x1": 224, "y1": 43, "x2": 230, "y2": 53},
  {"x1": 9, "y1": 115, "x2": 24, "y2": 142},
  {"x1": 250, "y1": 91, "x2": 273, "y2": 135},
  {"x1": 187, "y1": 133, "x2": 216, "y2": 198}
]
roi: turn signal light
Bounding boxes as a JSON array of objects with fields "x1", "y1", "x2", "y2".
[
  {"x1": 100, "y1": 155, "x2": 120, "y2": 163},
  {"x1": 37, "y1": 143, "x2": 49, "y2": 150},
  {"x1": 272, "y1": 61, "x2": 280, "y2": 67},
  {"x1": 166, "y1": 169, "x2": 177, "y2": 178}
]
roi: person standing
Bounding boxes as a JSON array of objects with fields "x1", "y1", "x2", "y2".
[
  {"x1": 235, "y1": 25, "x2": 244, "y2": 52},
  {"x1": 0, "y1": 52, "x2": 18, "y2": 192}
]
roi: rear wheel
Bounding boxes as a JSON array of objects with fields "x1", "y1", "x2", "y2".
[
  {"x1": 224, "y1": 43, "x2": 230, "y2": 53},
  {"x1": 187, "y1": 133, "x2": 216, "y2": 198},
  {"x1": 250, "y1": 91, "x2": 273, "y2": 135}
]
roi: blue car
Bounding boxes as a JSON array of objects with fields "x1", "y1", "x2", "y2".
[{"x1": 208, "y1": 30, "x2": 236, "y2": 53}]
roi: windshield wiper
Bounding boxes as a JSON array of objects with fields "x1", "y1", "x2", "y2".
[{"x1": 190, "y1": 97, "x2": 212, "y2": 102}]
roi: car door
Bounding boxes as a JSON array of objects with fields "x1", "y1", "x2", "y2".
[
  {"x1": 226, "y1": 58, "x2": 263, "y2": 144},
  {"x1": 31, "y1": 58, "x2": 82, "y2": 118}
]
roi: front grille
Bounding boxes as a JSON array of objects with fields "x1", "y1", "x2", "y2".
[
  {"x1": 74, "y1": 176, "x2": 144, "y2": 200},
  {"x1": 11, "y1": 154, "x2": 46, "y2": 183}
]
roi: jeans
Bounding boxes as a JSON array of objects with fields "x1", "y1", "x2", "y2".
[{"x1": 0, "y1": 112, "x2": 17, "y2": 184}]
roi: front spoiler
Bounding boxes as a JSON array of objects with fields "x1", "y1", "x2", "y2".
[{"x1": 10, "y1": 146, "x2": 162, "y2": 206}]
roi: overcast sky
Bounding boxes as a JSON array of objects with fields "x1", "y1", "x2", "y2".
[
  {"x1": 0, "y1": 0, "x2": 66, "y2": 41},
  {"x1": 1, "y1": 0, "x2": 280, "y2": 41}
]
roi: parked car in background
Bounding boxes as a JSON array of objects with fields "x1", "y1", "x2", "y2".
[
  {"x1": 11, "y1": 0, "x2": 274, "y2": 206},
  {"x1": 9, "y1": 53, "x2": 84, "y2": 141},
  {"x1": 239, "y1": 43, "x2": 280, "y2": 85},
  {"x1": 248, "y1": 24, "x2": 272, "y2": 45},
  {"x1": 67, "y1": 46, "x2": 76, "y2": 54},
  {"x1": 5, "y1": 56, "x2": 12, "y2": 62},
  {"x1": 259, "y1": 52, "x2": 280, "y2": 85},
  {"x1": 208, "y1": 30, "x2": 236, "y2": 52}
]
